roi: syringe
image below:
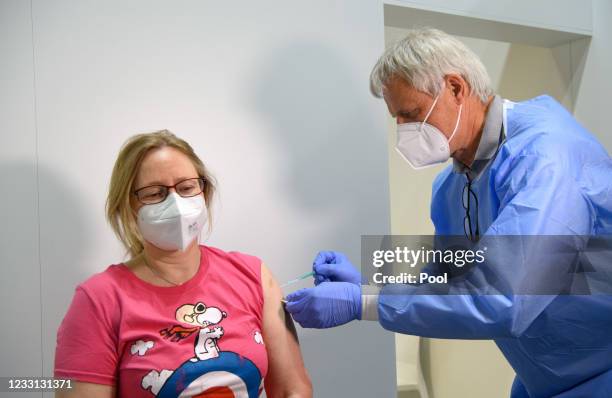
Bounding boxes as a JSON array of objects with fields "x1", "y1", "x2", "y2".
[{"x1": 280, "y1": 271, "x2": 315, "y2": 288}]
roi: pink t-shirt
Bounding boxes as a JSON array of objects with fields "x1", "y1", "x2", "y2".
[{"x1": 55, "y1": 245, "x2": 268, "y2": 397}]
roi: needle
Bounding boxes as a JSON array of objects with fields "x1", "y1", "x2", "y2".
[{"x1": 280, "y1": 271, "x2": 315, "y2": 288}]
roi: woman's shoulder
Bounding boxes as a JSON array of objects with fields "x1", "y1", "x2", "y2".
[
  {"x1": 75, "y1": 264, "x2": 125, "y2": 302},
  {"x1": 203, "y1": 245, "x2": 263, "y2": 277},
  {"x1": 201, "y1": 245, "x2": 265, "y2": 314},
  {"x1": 204, "y1": 244, "x2": 261, "y2": 264}
]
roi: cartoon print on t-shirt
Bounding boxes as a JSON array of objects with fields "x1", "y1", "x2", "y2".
[
  {"x1": 142, "y1": 301, "x2": 226, "y2": 393},
  {"x1": 141, "y1": 301, "x2": 263, "y2": 397},
  {"x1": 253, "y1": 331, "x2": 264, "y2": 345},
  {"x1": 173, "y1": 302, "x2": 227, "y2": 361},
  {"x1": 131, "y1": 340, "x2": 154, "y2": 356}
]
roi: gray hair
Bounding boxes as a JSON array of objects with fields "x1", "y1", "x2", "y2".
[{"x1": 370, "y1": 27, "x2": 493, "y2": 102}]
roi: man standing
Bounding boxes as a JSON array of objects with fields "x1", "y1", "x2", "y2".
[{"x1": 286, "y1": 28, "x2": 612, "y2": 397}]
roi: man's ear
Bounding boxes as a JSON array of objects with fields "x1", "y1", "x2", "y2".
[{"x1": 444, "y1": 74, "x2": 467, "y2": 105}]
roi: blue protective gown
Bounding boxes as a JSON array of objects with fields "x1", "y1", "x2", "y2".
[{"x1": 378, "y1": 96, "x2": 612, "y2": 397}]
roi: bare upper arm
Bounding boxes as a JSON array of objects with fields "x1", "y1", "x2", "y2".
[
  {"x1": 55, "y1": 381, "x2": 115, "y2": 398},
  {"x1": 261, "y1": 263, "x2": 312, "y2": 398}
]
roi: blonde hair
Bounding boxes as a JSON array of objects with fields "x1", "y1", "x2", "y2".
[{"x1": 106, "y1": 130, "x2": 216, "y2": 258}]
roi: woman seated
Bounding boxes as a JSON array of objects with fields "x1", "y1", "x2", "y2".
[{"x1": 54, "y1": 130, "x2": 312, "y2": 398}]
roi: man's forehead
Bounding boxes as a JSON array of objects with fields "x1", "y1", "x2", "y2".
[
  {"x1": 383, "y1": 77, "x2": 425, "y2": 103},
  {"x1": 383, "y1": 90, "x2": 422, "y2": 113}
]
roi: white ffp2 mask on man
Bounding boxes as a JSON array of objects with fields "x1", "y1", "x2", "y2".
[
  {"x1": 137, "y1": 193, "x2": 207, "y2": 251},
  {"x1": 395, "y1": 94, "x2": 462, "y2": 169}
]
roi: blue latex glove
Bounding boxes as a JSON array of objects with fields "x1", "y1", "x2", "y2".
[
  {"x1": 285, "y1": 282, "x2": 361, "y2": 328},
  {"x1": 313, "y1": 251, "x2": 361, "y2": 286}
]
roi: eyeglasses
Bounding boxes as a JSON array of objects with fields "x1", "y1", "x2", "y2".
[
  {"x1": 133, "y1": 177, "x2": 205, "y2": 205},
  {"x1": 462, "y1": 174, "x2": 480, "y2": 242}
]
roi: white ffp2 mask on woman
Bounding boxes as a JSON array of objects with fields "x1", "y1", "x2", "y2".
[
  {"x1": 137, "y1": 193, "x2": 207, "y2": 251},
  {"x1": 395, "y1": 94, "x2": 462, "y2": 169}
]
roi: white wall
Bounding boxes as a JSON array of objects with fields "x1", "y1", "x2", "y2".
[
  {"x1": 574, "y1": 0, "x2": 612, "y2": 152},
  {"x1": 2, "y1": 1, "x2": 610, "y2": 397},
  {"x1": 0, "y1": 4, "x2": 42, "y2": 397},
  {"x1": 384, "y1": 0, "x2": 592, "y2": 35},
  {"x1": 0, "y1": 1, "x2": 396, "y2": 397}
]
